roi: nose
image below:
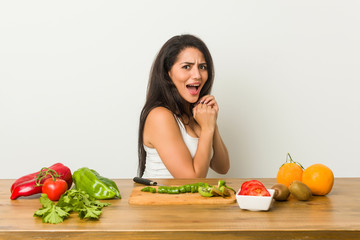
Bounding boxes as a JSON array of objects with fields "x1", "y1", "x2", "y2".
[{"x1": 191, "y1": 66, "x2": 201, "y2": 80}]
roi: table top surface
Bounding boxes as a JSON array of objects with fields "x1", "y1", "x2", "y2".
[{"x1": 1, "y1": 178, "x2": 359, "y2": 240}]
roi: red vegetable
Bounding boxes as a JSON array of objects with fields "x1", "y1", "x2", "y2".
[
  {"x1": 42, "y1": 178, "x2": 68, "y2": 201},
  {"x1": 239, "y1": 180, "x2": 263, "y2": 195},
  {"x1": 239, "y1": 180, "x2": 271, "y2": 196},
  {"x1": 243, "y1": 185, "x2": 270, "y2": 196},
  {"x1": 10, "y1": 163, "x2": 72, "y2": 200}
]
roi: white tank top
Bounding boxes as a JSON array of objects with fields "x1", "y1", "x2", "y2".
[{"x1": 142, "y1": 116, "x2": 199, "y2": 178}]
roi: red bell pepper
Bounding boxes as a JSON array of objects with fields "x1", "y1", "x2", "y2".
[{"x1": 10, "y1": 163, "x2": 72, "y2": 200}]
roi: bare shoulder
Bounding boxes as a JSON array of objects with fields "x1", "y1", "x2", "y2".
[
  {"x1": 146, "y1": 107, "x2": 176, "y2": 125},
  {"x1": 144, "y1": 107, "x2": 179, "y2": 148}
]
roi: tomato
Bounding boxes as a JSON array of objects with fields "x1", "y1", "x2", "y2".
[
  {"x1": 241, "y1": 180, "x2": 263, "y2": 189},
  {"x1": 239, "y1": 180, "x2": 271, "y2": 196},
  {"x1": 42, "y1": 178, "x2": 68, "y2": 201},
  {"x1": 239, "y1": 180, "x2": 264, "y2": 195},
  {"x1": 243, "y1": 185, "x2": 271, "y2": 196}
]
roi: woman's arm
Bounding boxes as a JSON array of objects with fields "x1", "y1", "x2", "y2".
[
  {"x1": 209, "y1": 124, "x2": 230, "y2": 174},
  {"x1": 143, "y1": 107, "x2": 213, "y2": 178},
  {"x1": 197, "y1": 95, "x2": 230, "y2": 174}
]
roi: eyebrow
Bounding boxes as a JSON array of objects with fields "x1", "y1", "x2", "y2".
[{"x1": 181, "y1": 62, "x2": 207, "y2": 65}]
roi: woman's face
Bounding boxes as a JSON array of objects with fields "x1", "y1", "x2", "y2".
[{"x1": 168, "y1": 47, "x2": 208, "y2": 104}]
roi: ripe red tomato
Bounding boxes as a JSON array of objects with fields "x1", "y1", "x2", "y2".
[
  {"x1": 42, "y1": 178, "x2": 68, "y2": 201},
  {"x1": 241, "y1": 180, "x2": 263, "y2": 189},
  {"x1": 239, "y1": 180, "x2": 263, "y2": 195},
  {"x1": 245, "y1": 185, "x2": 271, "y2": 196},
  {"x1": 239, "y1": 180, "x2": 270, "y2": 196}
]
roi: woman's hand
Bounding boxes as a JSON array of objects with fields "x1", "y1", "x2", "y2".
[
  {"x1": 193, "y1": 95, "x2": 218, "y2": 132},
  {"x1": 197, "y1": 95, "x2": 219, "y2": 112}
]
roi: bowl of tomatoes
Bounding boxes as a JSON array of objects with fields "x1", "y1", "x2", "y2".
[{"x1": 236, "y1": 180, "x2": 275, "y2": 211}]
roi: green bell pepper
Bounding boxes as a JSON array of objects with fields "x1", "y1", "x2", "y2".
[{"x1": 73, "y1": 167, "x2": 121, "y2": 199}]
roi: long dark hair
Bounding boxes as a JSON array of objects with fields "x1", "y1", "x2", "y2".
[{"x1": 137, "y1": 34, "x2": 215, "y2": 177}]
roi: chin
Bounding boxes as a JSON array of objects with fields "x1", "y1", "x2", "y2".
[{"x1": 186, "y1": 96, "x2": 199, "y2": 104}]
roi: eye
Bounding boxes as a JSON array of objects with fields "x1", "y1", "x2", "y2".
[
  {"x1": 199, "y1": 64, "x2": 207, "y2": 70},
  {"x1": 182, "y1": 65, "x2": 190, "y2": 70}
]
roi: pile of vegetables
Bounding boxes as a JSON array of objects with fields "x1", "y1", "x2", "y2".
[
  {"x1": 10, "y1": 163, "x2": 72, "y2": 200},
  {"x1": 10, "y1": 163, "x2": 121, "y2": 224},
  {"x1": 141, "y1": 180, "x2": 235, "y2": 198}
]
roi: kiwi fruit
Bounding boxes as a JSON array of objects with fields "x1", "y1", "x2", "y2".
[
  {"x1": 289, "y1": 180, "x2": 312, "y2": 201},
  {"x1": 271, "y1": 183, "x2": 290, "y2": 201},
  {"x1": 211, "y1": 187, "x2": 222, "y2": 196},
  {"x1": 211, "y1": 186, "x2": 230, "y2": 197}
]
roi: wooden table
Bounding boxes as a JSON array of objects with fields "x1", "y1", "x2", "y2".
[{"x1": 1, "y1": 178, "x2": 359, "y2": 240}]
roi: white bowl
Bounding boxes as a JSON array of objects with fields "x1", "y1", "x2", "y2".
[{"x1": 236, "y1": 189, "x2": 275, "y2": 211}]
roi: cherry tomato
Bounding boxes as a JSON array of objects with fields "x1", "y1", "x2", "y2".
[{"x1": 42, "y1": 178, "x2": 68, "y2": 201}]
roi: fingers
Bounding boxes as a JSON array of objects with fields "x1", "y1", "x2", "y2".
[
  {"x1": 193, "y1": 102, "x2": 217, "y2": 115},
  {"x1": 198, "y1": 95, "x2": 214, "y2": 104},
  {"x1": 197, "y1": 95, "x2": 219, "y2": 112},
  {"x1": 193, "y1": 102, "x2": 218, "y2": 130}
]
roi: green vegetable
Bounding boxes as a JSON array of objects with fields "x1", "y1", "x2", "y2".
[
  {"x1": 34, "y1": 189, "x2": 110, "y2": 224},
  {"x1": 33, "y1": 194, "x2": 69, "y2": 224},
  {"x1": 141, "y1": 186, "x2": 156, "y2": 193},
  {"x1": 158, "y1": 186, "x2": 168, "y2": 193},
  {"x1": 138, "y1": 181, "x2": 234, "y2": 198},
  {"x1": 72, "y1": 167, "x2": 121, "y2": 199},
  {"x1": 218, "y1": 180, "x2": 226, "y2": 188},
  {"x1": 167, "y1": 186, "x2": 180, "y2": 194},
  {"x1": 218, "y1": 180, "x2": 236, "y2": 194},
  {"x1": 197, "y1": 181, "x2": 234, "y2": 198},
  {"x1": 179, "y1": 186, "x2": 186, "y2": 193}
]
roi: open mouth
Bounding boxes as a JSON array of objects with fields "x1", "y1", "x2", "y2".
[{"x1": 186, "y1": 84, "x2": 200, "y2": 95}]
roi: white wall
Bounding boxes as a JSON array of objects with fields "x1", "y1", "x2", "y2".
[{"x1": 1, "y1": 0, "x2": 359, "y2": 179}]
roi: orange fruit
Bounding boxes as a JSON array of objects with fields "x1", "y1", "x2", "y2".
[
  {"x1": 276, "y1": 153, "x2": 304, "y2": 187},
  {"x1": 302, "y1": 163, "x2": 334, "y2": 195}
]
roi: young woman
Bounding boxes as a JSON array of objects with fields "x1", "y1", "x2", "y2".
[{"x1": 138, "y1": 34, "x2": 229, "y2": 178}]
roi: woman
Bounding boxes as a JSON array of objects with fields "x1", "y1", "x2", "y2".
[{"x1": 138, "y1": 34, "x2": 229, "y2": 178}]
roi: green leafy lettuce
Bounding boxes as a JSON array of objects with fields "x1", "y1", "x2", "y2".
[{"x1": 34, "y1": 189, "x2": 110, "y2": 224}]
